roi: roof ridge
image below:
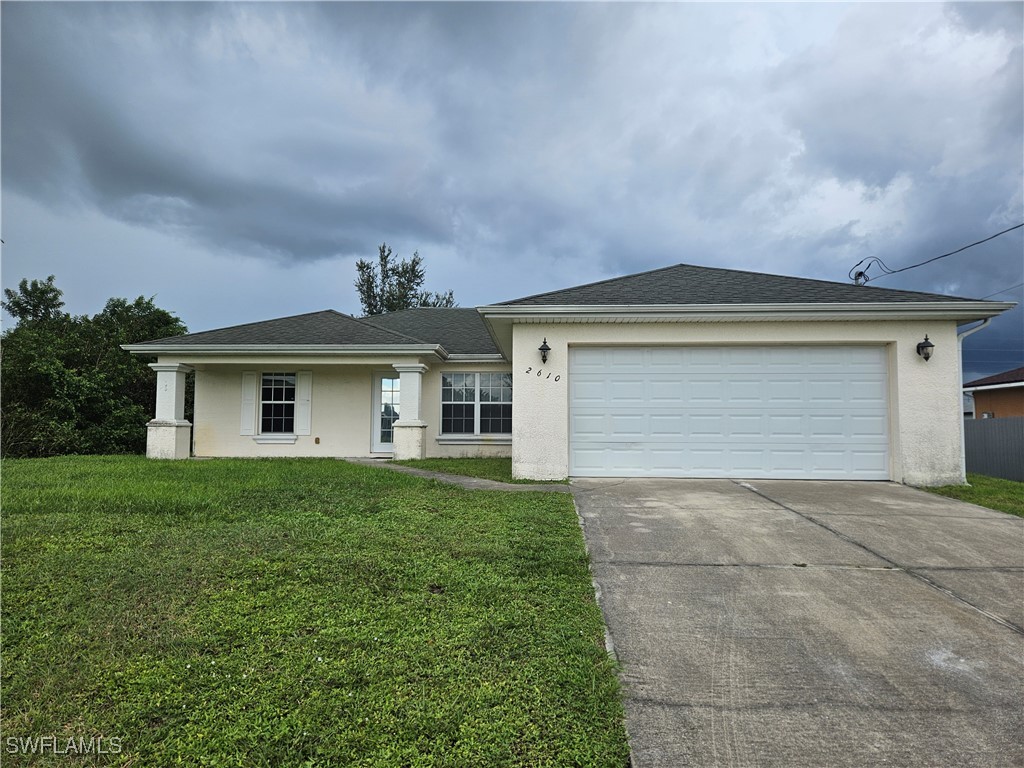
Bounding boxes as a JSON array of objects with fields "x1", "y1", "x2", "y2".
[
  {"x1": 497, "y1": 262, "x2": 688, "y2": 304},
  {"x1": 496, "y1": 261, "x2": 977, "y2": 305},
  {"x1": 353, "y1": 313, "x2": 431, "y2": 344}
]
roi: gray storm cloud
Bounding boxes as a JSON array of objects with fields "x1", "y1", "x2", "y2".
[{"x1": 2, "y1": 2, "x2": 1021, "y2": 378}]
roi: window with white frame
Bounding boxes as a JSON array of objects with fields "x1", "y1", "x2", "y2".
[
  {"x1": 441, "y1": 372, "x2": 512, "y2": 435},
  {"x1": 240, "y1": 371, "x2": 311, "y2": 439},
  {"x1": 261, "y1": 372, "x2": 296, "y2": 433}
]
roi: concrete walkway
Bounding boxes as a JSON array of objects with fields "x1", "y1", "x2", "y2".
[
  {"x1": 342, "y1": 457, "x2": 570, "y2": 493},
  {"x1": 573, "y1": 478, "x2": 1024, "y2": 768}
]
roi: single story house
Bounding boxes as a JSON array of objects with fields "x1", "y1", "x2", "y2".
[
  {"x1": 124, "y1": 263, "x2": 1013, "y2": 485},
  {"x1": 963, "y1": 365, "x2": 1024, "y2": 419}
]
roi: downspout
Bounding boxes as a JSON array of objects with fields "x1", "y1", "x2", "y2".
[{"x1": 956, "y1": 318, "x2": 992, "y2": 483}]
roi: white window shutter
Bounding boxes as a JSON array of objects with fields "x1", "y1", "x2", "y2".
[
  {"x1": 240, "y1": 372, "x2": 258, "y2": 435},
  {"x1": 295, "y1": 371, "x2": 312, "y2": 435}
]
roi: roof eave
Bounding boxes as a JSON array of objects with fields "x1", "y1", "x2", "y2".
[
  {"x1": 477, "y1": 301, "x2": 1015, "y2": 358},
  {"x1": 963, "y1": 381, "x2": 1024, "y2": 393},
  {"x1": 478, "y1": 300, "x2": 1014, "y2": 319},
  {"x1": 121, "y1": 343, "x2": 449, "y2": 359}
]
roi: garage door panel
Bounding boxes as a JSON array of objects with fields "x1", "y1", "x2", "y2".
[
  {"x1": 610, "y1": 414, "x2": 645, "y2": 435},
  {"x1": 571, "y1": 379, "x2": 605, "y2": 402},
  {"x1": 650, "y1": 414, "x2": 684, "y2": 435},
  {"x1": 569, "y1": 346, "x2": 889, "y2": 479}
]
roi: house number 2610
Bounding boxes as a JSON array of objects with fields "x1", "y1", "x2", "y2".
[{"x1": 524, "y1": 367, "x2": 560, "y2": 381}]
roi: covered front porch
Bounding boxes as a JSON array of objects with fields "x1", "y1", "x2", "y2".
[{"x1": 144, "y1": 356, "x2": 437, "y2": 461}]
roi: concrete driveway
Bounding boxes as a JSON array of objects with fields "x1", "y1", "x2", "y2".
[{"x1": 573, "y1": 479, "x2": 1024, "y2": 768}]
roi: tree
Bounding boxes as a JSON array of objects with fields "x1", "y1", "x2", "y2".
[
  {"x1": 1, "y1": 277, "x2": 188, "y2": 457},
  {"x1": 355, "y1": 243, "x2": 456, "y2": 315},
  {"x1": 2, "y1": 275, "x2": 66, "y2": 323}
]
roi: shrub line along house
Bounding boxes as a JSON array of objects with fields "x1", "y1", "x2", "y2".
[{"x1": 124, "y1": 263, "x2": 1013, "y2": 485}]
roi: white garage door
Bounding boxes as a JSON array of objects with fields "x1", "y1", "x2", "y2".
[{"x1": 569, "y1": 346, "x2": 889, "y2": 479}]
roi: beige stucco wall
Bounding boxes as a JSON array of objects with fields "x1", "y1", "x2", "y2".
[
  {"x1": 423, "y1": 362, "x2": 513, "y2": 458},
  {"x1": 181, "y1": 360, "x2": 512, "y2": 459},
  {"x1": 510, "y1": 319, "x2": 964, "y2": 485},
  {"x1": 193, "y1": 364, "x2": 376, "y2": 457}
]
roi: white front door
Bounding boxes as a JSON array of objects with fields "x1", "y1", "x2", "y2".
[
  {"x1": 569, "y1": 345, "x2": 890, "y2": 479},
  {"x1": 372, "y1": 373, "x2": 401, "y2": 453}
]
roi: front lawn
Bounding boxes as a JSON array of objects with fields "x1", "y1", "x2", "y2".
[
  {"x1": 926, "y1": 473, "x2": 1024, "y2": 518},
  {"x1": 1, "y1": 456, "x2": 626, "y2": 766},
  {"x1": 394, "y1": 457, "x2": 568, "y2": 485}
]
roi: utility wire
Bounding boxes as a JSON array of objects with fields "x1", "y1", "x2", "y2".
[
  {"x1": 849, "y1": 222, "x2": 1024, "y2": 285},
  {"x1": 979, "y1": 282, "x2": 1024, "y2": 300}
]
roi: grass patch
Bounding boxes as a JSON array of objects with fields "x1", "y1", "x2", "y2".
[
  {"x1": 925, "y1": 473, "x2": 1024, "y2": 518},
  {"x1": 1, "y1": 456, "x2": 626, "y2": 766},
  {"x1": 393, "y1": 457, "x2": 567, "y2": 485}
]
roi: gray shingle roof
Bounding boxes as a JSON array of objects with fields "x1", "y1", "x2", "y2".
[
  {"x1": 499, "y1": 263, "x2": 979, "y2": 306},
  {"x1": 360, "y1": 308, "x2": 500, "y2": 355},
  {"x1": 140, "y1": 310, "x2": 424, "y2": 347},
  {"x1": 138, "y1": 308, "x2": 500, "y2": 355}
]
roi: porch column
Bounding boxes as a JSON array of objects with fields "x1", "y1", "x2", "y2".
[
  {"x1": 392, "y1": 363, "x2": 428, "y2": 460},
  {"x1": 147, "y1": 363, "x2": 193, "y2": 459}
]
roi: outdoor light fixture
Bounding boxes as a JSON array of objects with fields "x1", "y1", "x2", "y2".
[
  {"x1": 916, "y1": 335, "x2": 934, "y2": 361},
  {"x1": 539, "y1": 338, "x2": 551, "y2": 363}
]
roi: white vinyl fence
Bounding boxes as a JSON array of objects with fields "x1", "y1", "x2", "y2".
[{"x1": 964, "y1": 416, "x2": 1024, "y2": 482}]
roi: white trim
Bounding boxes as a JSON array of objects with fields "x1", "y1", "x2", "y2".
[
  {"x1": 447, "y1": 353, "x2": 507, "y2": 362},
  {"x1": 240, "y1": 372, "x2": 257, "y2": 435},
  {"x1": 477, "y1": 300, "x2": 1014, "y2": 319},
  {"x1": 478, "y1": 301, "x2": 1015, "y2": 357},
  {"x1": 436, "y1": 434, "x2": 512, "y2": 445},
  {"x1": 123, "y1": 343, "x2": 448, "y2": 358},
  {"x1": 149, "y1": 362, "x2": 194, "y2": 373},
  {"x1": 252, "y1": 434, "x2": 298, "y2": 444},
  {"x1": 963, "y1": 381, "x2": 1024, "y2": 393},
  {"x1": 295, "y1": 371, "x2": 312, "y2": 435}
]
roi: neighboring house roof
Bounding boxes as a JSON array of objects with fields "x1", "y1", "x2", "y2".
[
  {"x1": 963, "y1": 366, "x2": 1024, "y2": 391},
  {"x1": 499, "y1": 263, "x2": 980, "y2": 306},
  {"x1": 360, "y1": 308, "x2": 500, "y2": 355}
]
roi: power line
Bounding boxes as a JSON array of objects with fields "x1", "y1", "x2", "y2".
[
  {"x1": 979, "y1": 282, "x2": 1024, "y2": 300},
  {"x1": 849, "y1": 222, "x2": 1024, "y2": 285}
]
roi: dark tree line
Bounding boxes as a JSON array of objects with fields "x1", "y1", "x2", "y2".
[{"x1": 1, "y1": 276, "x2": 188, "y2": 457}]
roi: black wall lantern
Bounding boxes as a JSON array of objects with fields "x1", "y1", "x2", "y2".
[
  {"x1": 538, "y1": 338, "x2": 551, "y2": 363},
  {"x1": 916, "y1": 335, "x2": 934, "y2": 361}
]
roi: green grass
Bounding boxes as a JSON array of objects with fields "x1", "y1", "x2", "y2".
[
  {"x1": 926, "y1": 473, "x2": 1024, "y2": 518},
  {"x1": 1, "y1": 456, "x2": 626, "y2": 767},
  {"x1": 393, "y1": 458, "x2": 567, "y2": 485}
]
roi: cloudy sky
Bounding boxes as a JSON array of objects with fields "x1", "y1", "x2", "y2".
[{"x1": 3, "y1": 2, "x2": 1021, "y2": 381}]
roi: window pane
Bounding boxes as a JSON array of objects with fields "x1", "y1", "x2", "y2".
[
  {"x1": 259, "y1": 373, "x2": 298, "y2": 433},
  {"x1": 481, "y1": 403, "x2": 512, "y2": 434},
  {"x1": 441, "y1": 403, "x2": 475, "y2": 434}
]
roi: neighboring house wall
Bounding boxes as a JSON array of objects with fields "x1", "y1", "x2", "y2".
[
  {"x1": 972, "y1": 388, "x2": 1024, "y2": 418},
  {"x1": 186, "y1": 360, "x2": 513, "y2": 459},
  {"x1": 511, "y1": 319, "x2": 963, "y2": 485}
]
